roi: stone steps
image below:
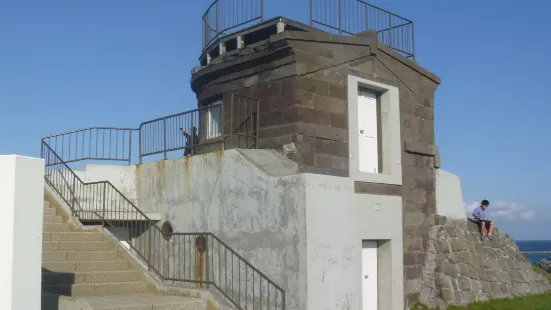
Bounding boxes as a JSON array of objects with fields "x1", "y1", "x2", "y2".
[
  {"x1": 42, "y1": 281, "x2": 152, "y2": 297},
  {"x1": 44, "y1": 231, "x2": 105, "y2": 242},
  {"x1": 40, "y1": 197, "x2": 208, "y2": 309},
  {"x1": 43, "y1": 250, "x2": 118, "y2": 262},
  {"x1": 43, "y1": 240, "x2": 113, "y2": 251},
  {"x1": 43, "y1": 270, "x2": 140, "y2": 285},
  {"x1": 43, "y1": 260, "x2": 129, "y2": 273},
  {"x1": 81, "y1": 294, "x2": 208, "y2": 310},
  {"x1": 44, "y1": 223, "x2": 72, "y2": 232}
]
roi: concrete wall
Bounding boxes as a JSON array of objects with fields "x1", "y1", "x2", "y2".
[
  {"x1": 304, "y1": 173, "x2": 404, "y2": 310},
  {"x1": 136, "y1": 150, "x2": 307, "y2": 310},
  {"x1": 0, "y1": 155, "x2": 44, "y2": 310},
  {"x1": 435, "y1": 169, "x2": 467, "y2": 220},
  {"x1": 74, "y1": 164, "x2": 137, "y2": 204},
  {"x1": 132, "y1": 150, "x2": 404, "y2": 310}
]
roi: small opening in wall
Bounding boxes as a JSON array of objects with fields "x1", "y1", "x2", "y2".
[{"x1": 161, "y1": 221, "x2": 174, "y2": 241}]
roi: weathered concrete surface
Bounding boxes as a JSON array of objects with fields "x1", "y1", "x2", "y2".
[
  {"x1": 304, "y1": 173, "x2": 404, "y2": 310},
  {"x1": 135, "y1": 150, "x2": 405, "y2": 310},
  {"x1": 435, "y1": 169, "x2": 466, "y2": 220},
  {"x1": 137, "y1": 150, "x2": 307, "y2": 310},
  {"x1": 419, "y1": 216, "x2": 551, "y2": 308}
]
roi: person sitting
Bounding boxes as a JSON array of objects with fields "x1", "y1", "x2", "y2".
[
  {"x1": 472, "y1": 199, "x2": 494, "y2": 241},
  {"x1": 180, "y1": 127, "x2": 198, "y2": 156}
]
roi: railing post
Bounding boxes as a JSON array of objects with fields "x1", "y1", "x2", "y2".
[
  {"x1": 309, "y1": 0, "x2": 312, "y2": 26},
  {"x1": 163, "y1": 119, "x2": 167, "y2": 160},
  {"x1": 102, "y1": 183, "x2": 106, "y2": 227},
  {"x1": 411, "y1": 22, "x2": 415, "y2": 60},
  {"x1": 388, "y1": 12, "x2": 393, "y2": 50},
  {"x1": 338, "y1": 0, "x2": 342, "y2": 35},
  {"x1": 215, "y1": 0, "x2": 219, "y2": 33},
  {"x1": 128, "y1": 130, "x2": 132, "y2": 165},
  {"x1": 71, "y1": 177, "x2": 76, "y2": 217},
  {"x1": 138, "y1": 127, "x2": 142, "y2": 164},
  {"x1": 148, "y1": 225, "x2": 152, "y2": 271},
  {"x1": 260, "y1": 0, "x2": 264, "y2": 21}
]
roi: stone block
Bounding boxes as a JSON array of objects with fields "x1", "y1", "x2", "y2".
[
  {"x1": 435, "y1": 239, "x2": 451, "y2": 254},
  {"x1": 459, "y1": 264, "x2": 471, "y2": 277},
  {"x1": 443, "y1": 264, "x2": 460, "y2": 277},
  {"x1": 450, "y1": 238, "x2": 466, "y2": 252},
  {"x1": 441, "y1": 288, "x2": 454, "y2": 302},
  {"x1": 312, "y1": 94, "x2": 346, "y2": 115},
  {"x1": 296, "y1": 106, "x2": 330, "y2": 126},
  {"x1": 329, "y1": 112, "x2": 347, "y2": 129},
  {"x1": 458, "y1": 277, "x2": 472, "y2": 291}
]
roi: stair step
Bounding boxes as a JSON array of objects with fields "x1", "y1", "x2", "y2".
[
  {"x1": 42, "y1": 270, "x2": 140, "y2": 285},
  {"x1": 43, "y1": 215, "x2": 64, "y2": 223},
  {"x1": 43, "y1": 208, "x2": 57, "y2": 216},
  {"x1": 42, "y1": 250, "x2": 119, "y2": 262},
  {"x1": 42, "y1": 281, "x2": 151, "y2": 297},
  {"x1": 43, "y1": 241, "x2": 112, "y2": 251},
  {"x1": 49, "y1": 232, "x2": 105, "y2": 241},
  {"x1": 83, "y1": 294, "x2": 208, "y2": 310},
  {"x1": 44, "y1": 223, "x2": 71, "y2": 232},
  {"x1": 43, "y1": 260, "x2": 129, "y2": 273}
]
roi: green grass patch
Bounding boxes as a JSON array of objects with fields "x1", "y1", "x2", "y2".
[
  {"x1": 412, "y1": 293, "x2": 551, "y2": 310},
  {"x1": 533, "y1": 264, "x2": 551, "y2": 284}
]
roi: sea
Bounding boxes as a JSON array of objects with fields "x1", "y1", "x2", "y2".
[{"x1": 517, "y1": 240, "x2": 551, "y2": 264}]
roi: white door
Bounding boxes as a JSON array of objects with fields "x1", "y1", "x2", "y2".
[
  {"x1": 362, "y1": 240, "x2": 378, "y2": 310},
  {"x1": 357, "y1": 90, "x2": 379, "y2": 173}
]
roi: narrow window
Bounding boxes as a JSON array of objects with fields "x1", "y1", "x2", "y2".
[{"x1": 206, "y1": 101, "x2": 223, "y2": 139}]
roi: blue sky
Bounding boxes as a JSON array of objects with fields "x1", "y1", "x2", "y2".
[{"x1": 1, "y1": 1, "x2": 550, "y2": 240}]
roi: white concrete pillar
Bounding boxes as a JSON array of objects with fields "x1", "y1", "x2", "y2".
[{"x1": 0, "y1": 155, "x2": 44, "y2": 310}]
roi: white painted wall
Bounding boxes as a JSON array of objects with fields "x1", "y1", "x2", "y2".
[
  {"x1": 0, "y1": 155, "x2": 44, "y2": 310},
  {"x1": 435, "y1": 169, "x2": 467, "y2": 220},
  {"x1": 304, "y1": 174, "x2": 404, "y2": 310}
]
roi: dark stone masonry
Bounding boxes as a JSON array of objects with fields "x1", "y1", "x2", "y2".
[{"x1": 419, "y1": 216, "x2": 551, "y2": 308}]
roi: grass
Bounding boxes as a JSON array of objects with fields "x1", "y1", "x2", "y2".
[{"x1": 410, "y1": 265, "x2": 551, "y2": 310}]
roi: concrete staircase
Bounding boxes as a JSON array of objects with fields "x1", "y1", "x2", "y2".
[{"x1": 41, "y1": 199, "x2": 209, "y2": 310}]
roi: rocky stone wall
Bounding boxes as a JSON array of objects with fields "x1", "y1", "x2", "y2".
[{"x1": 419, "y1": 216, "x2": 551, "y2": 308}]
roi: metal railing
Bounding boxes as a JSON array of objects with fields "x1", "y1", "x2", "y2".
[
  {"x1": 41, "y1": 139, "x2": 285, "y2": 309},
  {"x1": 42, "y1": 127, "x2": 135, "y2": 165},
  {"x1": 202, "y1": 0, "x2": 264, "y2": 51},
  {"x1": 139, "y1": 104, "x2": 223, "y2": 162},
  {"x1": 310, "y1": 0, "x2": 415, "y2": 59},
  {"x1": 42, "y1": 95, "x2": 260, "y2": 165}
]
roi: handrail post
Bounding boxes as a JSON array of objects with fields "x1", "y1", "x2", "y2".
[
  {"x1": 128, "y1": 130, "x2": 132, "y2": 165},
  {"x1": 388, "y1": 12, "x2": 393, "y2": 50},
  {"x1": 71, "y1": 176, "x2": 76, "y2": 216},
  {"x1": 163, "y1": 119, "x2": 167, "y2": 160},
  {"x1": 282, "y1": 291, "x2": 286, "y2": 310},
  {"x1": 148, "y1": 224, "x2": 152, "y2": 271},
  {"x1": 102, "y1": 182, "x2": 106, "y2": 227},
  {"x1": 138, "y1": 128, "x2": 142, "y2": 164},
  {"x1": 411, "y1": 22, "x2": 415, "y2": 60},
  {"x1": 338, "y1": 0, "x2": 342, "y2": 35}
]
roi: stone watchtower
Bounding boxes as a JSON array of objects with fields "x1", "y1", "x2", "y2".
[{"x1": 190, "y1": 1, "x2": 440, "y2": 308}]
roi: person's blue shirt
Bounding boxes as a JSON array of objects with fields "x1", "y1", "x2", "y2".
[{"x1": 472, "y1": 206, "x2": 487, "y2": 222}]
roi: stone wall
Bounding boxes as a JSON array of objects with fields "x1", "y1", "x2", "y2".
[{"x1": 419, "y1": 216, "x2": 551, "y2": 308}]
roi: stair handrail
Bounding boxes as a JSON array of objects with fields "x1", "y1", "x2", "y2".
[{"x1": 41, "y1": 139, "x2": 286, "y2": 310}]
